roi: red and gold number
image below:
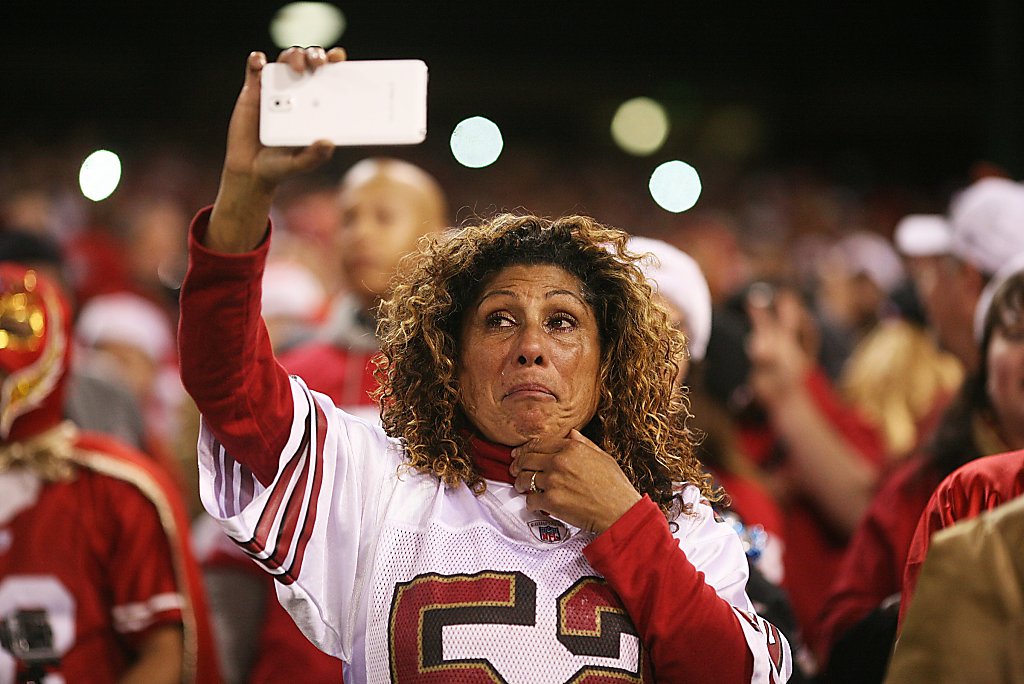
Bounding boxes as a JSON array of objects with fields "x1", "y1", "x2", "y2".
[
  {"x1": 558, "y1": 577, "x2": 648, "y2": 683},
  {"x1": 388, "y1": 572, "x2": 649, "y2": 683},
  {"x1": 388, "y1": 571, "x2": 536, "y2": 683}
]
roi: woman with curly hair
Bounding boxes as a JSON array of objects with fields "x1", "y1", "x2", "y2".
[
  {"x1": 374, "y1": 215, "x2": 701, "y2": 514},
  {"x1": 180, "y1": 47, "x2": 791, "y2": 683}
]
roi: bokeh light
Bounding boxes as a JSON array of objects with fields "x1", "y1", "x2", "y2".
[
  {"x1": 649, "y1": 160, "x2": 701, "y2": 213},
  {"x1": 79, "y1": 150, "x2": 122, "y2": 202},
  {"x1": 611, "y1": 97, "x2": 669, "y2": 156},
  {"x1": 450, "y1": 117, "x2": 503, "y2": 168},
  {"x1": 270, "y1": 2, "x2": 346, "y2": 48}
]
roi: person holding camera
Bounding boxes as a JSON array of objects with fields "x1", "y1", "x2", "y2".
[{"x1": 179, "y1": 47, "x2": 792, "y2": 682}]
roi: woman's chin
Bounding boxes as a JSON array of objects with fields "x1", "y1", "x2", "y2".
[
  {"x1": 471, "y1": 408, "x2": 580, "y2": 445},
  {"x1": 508, "y1": 415, "x2": 571, "y2": 443}
]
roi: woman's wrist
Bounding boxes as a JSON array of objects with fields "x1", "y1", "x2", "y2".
[
  {"x1": 206, "y1": 173, "x2": 276, "y2": 253},
  {"x1": 593, "y1": 489, "x2": 645, "y2": 534}
]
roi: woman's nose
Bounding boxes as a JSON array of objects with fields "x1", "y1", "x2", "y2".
[{"x1": 514, "y1": 324, "x2": 546, "y2": 366}]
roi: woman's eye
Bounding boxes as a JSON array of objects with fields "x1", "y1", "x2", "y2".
[
  {"x1": 547, "y1": 313, "x2": 578, "y2": 331},
  {"x1": 485, "y1": 312, "x2": 516, "y2": 328}
]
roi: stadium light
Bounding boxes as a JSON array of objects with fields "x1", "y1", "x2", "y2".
[
  {"x1": 450, "y1": 116, "x2": 503, "y2": 168},
  {"x1": 611, "y1": 97, "x2": 669, "y2": 156},
  {"x1": 649, "y1": 160, "x2": 701, "y2": 213},
  {"x1": 270, "y1": 2, "x2": 346, "y2": 48},
  {"x1": 79, "y1": 150, "x2": 122, "y2": 202}
]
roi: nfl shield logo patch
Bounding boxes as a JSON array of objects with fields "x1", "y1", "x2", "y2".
[{"x1": 528, "y1": 518, "x2": 570, "y2": 544}]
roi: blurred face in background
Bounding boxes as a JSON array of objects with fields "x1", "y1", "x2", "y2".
[
  {"x1": 127, "y1": 199, "x2": 188, "y2": 293},
  {"x1": 817, "y1": 266, "x2": 886, "y2": 334},
  {"x1": 336, "y1": 161, "x2": 445, "y2": 307},
  {"x1": 987, "y1": 311, "x2": 1024, "y2": 449},
  {"x1": 907, "y1": 254, "x2": 982, "y2": 371},
  {"x1": 89, "y1": 341, "x2": 159, "y2": 404}
]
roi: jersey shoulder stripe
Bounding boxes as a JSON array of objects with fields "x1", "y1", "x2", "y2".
[{"x1": 223, "y1": 391, "x2": 327, "y2": 584}]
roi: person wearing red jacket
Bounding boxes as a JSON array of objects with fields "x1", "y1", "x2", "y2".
[
  {"x1": 817, "y1": 252, "x2": 1024, "y2": 682},
  {"x1": 885, "y1": 488, "x2": 1024, "y2": 683},
  {"x1": 899, "y1": 266, "x2": 1024, "y2": 622},
  {"x1": 0, "y1": 263, "x2": 219, "y2": 683}
]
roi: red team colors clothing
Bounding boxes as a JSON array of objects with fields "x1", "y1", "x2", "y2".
[
  {"x1": 738, "y1": 368, "x2": 885, "y2": 649},
  {"x1": 0, "y1": 430, "x2": 218, "y2": 683},
  {"x1": 900, "y1": 448, "x2": 1024, "y2": 626},
  {"x1": 815, "y1": 456, "x2": 941, "y2": 660},
  {"x1": 179, "y1": 208, "x2": 792, "y2": 683}
]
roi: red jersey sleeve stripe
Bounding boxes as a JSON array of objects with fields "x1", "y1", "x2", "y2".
[
  {"x1": 261, "y1": 449, "x2": 313, "y2": 572},
  {"x1": 237, "y1": 392, "x2": 315, "y2": 551},
  {"x1": 230, "y1": 391, "x2": 327, "y2": 585},
  {"x1": 249, "y1": 400, "x2": 327, "y2": 584},
  {"x1": 235, "y1": 434, "x2": 308, "y2": 559},
  {"x1": 280, "y1": 401, "x2": 329, "y2": 585}
]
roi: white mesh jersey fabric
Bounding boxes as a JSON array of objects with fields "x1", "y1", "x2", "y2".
[
  {"x1": 197, "y1": 376, "x2": 790, "y2": 683},
  {"x1": 362, "y1": 499, "x2": 642, "y2": 682}
]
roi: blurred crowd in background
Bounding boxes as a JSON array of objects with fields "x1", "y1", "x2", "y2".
[
  {"x1": 2, "y1": 113, "x2": 1024, "y2": 683},
  {"x1": 1, "y1": 1, "x2": 1021, "y2": 679}
]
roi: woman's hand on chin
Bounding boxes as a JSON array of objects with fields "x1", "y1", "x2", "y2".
[{"x1": 509, "y1": 429, "x2": 642, "y2": 534}]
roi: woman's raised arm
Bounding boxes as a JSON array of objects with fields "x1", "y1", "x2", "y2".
[
  {"x1": 179, "y1": 47, "x2": 344, "y2": 483},
  {"x1": 205, "y1": 47, "x2": 343, "y2": 254}
]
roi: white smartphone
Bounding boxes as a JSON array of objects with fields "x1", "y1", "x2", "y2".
[{"x1": 259, "y1": 59, "x2": 428, "y2": 147}]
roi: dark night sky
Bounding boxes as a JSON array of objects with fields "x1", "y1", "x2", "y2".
[{"x1": 4, "y1": 1, "x2": 1022, "y2": 190}]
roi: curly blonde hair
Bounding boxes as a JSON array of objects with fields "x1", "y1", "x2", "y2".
[{"x1": 374, "y1": 214, "x2": 714, "y2": 515}]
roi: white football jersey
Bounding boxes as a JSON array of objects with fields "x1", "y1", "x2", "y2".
[{"x1": 198, "y1": 377, "x2": 790, "y2": 683}]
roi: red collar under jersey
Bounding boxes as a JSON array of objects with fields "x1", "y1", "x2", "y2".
[{"x1": 468, "y1": 433, "x2": 515, "y2": 484}]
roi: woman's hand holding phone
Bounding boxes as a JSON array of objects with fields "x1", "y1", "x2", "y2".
[{"x1": 207, "y1": 47, "x2": 345, "y2": 254}]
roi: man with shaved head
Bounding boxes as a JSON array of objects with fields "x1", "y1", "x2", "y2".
[{"x1": 279, "y1": 157, "x2": 448, "y2": 419}]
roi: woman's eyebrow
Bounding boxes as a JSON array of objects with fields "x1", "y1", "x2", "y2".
[
  {"x1": 546, "y1": 289, "x2": 586, "y2": 306},
  {"x1": 476, "y1": 288, "x2": 586, "y2": 308},
  {"x1": 477, "y1": 289, "x2": 518, "y2": 306}
]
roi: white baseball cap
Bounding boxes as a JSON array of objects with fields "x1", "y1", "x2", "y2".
[
  {"x1": 974, "y1": 251, "x2": 1024, "y2": 342},
  {"x1": 833, "y1": 231, "x2": 906, "y2": 294},
  {"x1": 627, "y1": 236, "x2": 712, "y2": 362},
  {"x1": 894, "y1": 214, "x2": 952, "y2": 257},
  {"x1": 76, "y1": 292, "x2": 173, "y2": 363},
  {"x1": 949, "y1": 177, "x2": 1024, "y2": 275}
]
